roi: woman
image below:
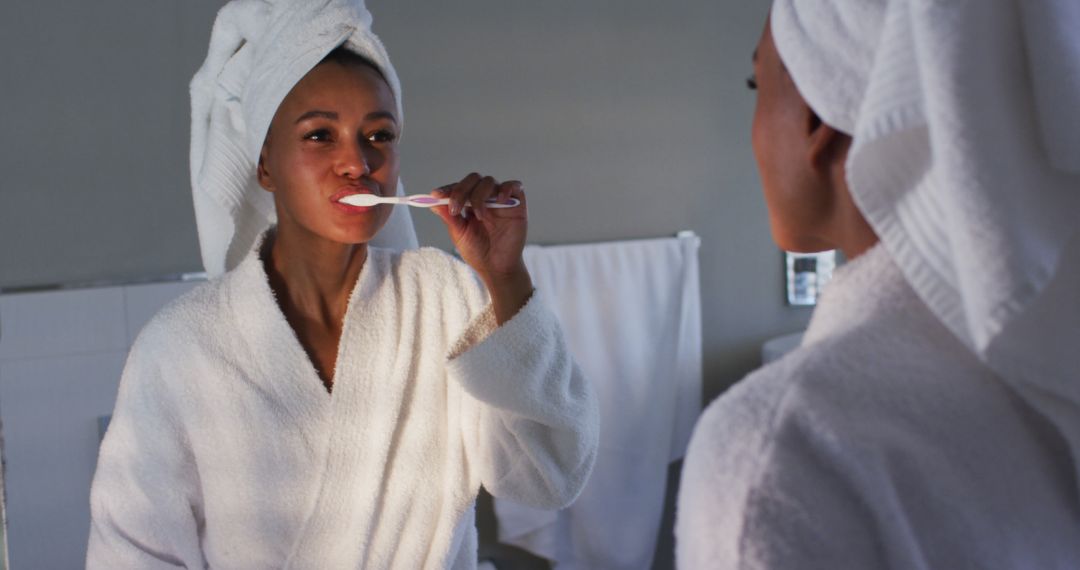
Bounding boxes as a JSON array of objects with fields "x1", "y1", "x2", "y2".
[
  {"x1": 87, "y1": 1, "x2": 598, "y2": 568},
  {"x1": 677, "y1": 0, "x2": 1080, "y2": 568}
]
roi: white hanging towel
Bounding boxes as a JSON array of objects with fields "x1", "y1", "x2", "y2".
[{"x1": 495, "y1": 233, "x2": 703, "y2": 569}]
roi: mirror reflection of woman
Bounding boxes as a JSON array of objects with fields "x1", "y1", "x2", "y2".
[{"x1": 87, "y1": 2, "x2": 599, "y2": 568}]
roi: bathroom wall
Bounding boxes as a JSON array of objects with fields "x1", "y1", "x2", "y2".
[
  {"x1": 377, "y1": 0, "x2": 814, "y2": 400},
  {"x1": 0, "y1": 280, "x2": 200, "y2": 569},
  {"x1": 0, "y1": 0, "x2": 810, "y2": 402}
]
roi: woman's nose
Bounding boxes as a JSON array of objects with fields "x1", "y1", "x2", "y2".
[{"x1": 335, "y1": 141, "x2": 370, "y2": 179}]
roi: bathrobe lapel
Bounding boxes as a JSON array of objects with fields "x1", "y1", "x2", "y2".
[
  {"x1": 283, "y1": 249, "x2": 420, "y2": 568},
  {"x1": 229, "y1": 251, "x2": 333, "y2": 455},
  {"x1": 88, "y1": 243, "x2": 598, "y2": 569}
]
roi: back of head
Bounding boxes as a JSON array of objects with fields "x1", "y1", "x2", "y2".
[{"x1": 769, "y1": 0, "x2": 1080, "y2": 497}]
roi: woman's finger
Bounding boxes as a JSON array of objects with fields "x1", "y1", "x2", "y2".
[
  {"x1": 449, "y1": 172, "x2": 481, "y2": 217},
  {"x1": 470, "y1": 176, "x2": 498, "y2": 221},
  {"x1": 496, "y1": 180, "x2": 521, "y2": 204},
  {"x1": 484, "y1": 181, "x2": 525, "y2": 220},
  {"x1": 429, "y1": 197, "x2": 467, "y2": 235}
]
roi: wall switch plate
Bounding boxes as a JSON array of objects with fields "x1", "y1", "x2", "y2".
[{"x1": 785, "y1": 250, "x2": 837, "y2": 306}]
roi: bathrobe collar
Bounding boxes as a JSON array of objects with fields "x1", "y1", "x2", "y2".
[
  {"x1": 802, "y1": 243, "x2": 915, "y2": 349},
  {"x1": 220, "y1": 235, "x2": 421, "y2": 566}
]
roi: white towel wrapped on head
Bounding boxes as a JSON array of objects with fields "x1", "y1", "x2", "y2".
[
  {"x1": 771, "y1": 0, "x2": 1080, "y2": 424},
  {"x1": 771, "y1": 0, "x2": 1080, "y2": 361},
  {"x1": 189, "y1": 0, "x2": 417, "y2": 277},
  {"x1": 677, "y1": 1, "x2": 1080, "y2": 567}
]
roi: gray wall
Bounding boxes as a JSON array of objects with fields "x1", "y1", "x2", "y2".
[{"x1": 0, "y1": 0, "x2": 809, "y2": 401}]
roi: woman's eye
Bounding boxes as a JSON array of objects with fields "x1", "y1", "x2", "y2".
[
  {"x1": 746, "y1": 74, "x2": 758, "y2": 91},
  {"x1": 303, "y1": 129, "x2": 332, "y2": 142},
  {"x1": 368, "y1": 129, "x2": 397, "y2": 144}
]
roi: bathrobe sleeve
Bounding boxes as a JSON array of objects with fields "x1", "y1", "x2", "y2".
[
  {"x1": 87, "y1": 326, "x2": 206, "y2": 569},
  {"x1": 445, "y1": 265, "x2": 599, "y2": 511}
]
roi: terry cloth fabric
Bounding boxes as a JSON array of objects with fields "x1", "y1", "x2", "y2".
[
  {"x1": 86, "y1": 238, "x2": 599, "y2": 569},
  {"x1": 495, "y1": 234, "x2": 703, "y2": 569},
  {"x1": 770, "y1": 0, "x2": 1080, "y2": 495},
  {"x1": 770, "y1": 0, "x2": 1079, "y2": 366},
  {"x1": 676, "y1": 244, "x2": 1080, "y2": 569},
  {"x1": 189, "y1": 0, "x2": 417, "y2": 277}
]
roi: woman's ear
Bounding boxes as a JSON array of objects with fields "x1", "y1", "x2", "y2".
[{"x1": 257, "y1": 142, "x2": 274, "y2": 192}]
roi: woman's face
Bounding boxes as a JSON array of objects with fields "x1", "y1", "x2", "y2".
[
  {"x1": 750, "y1": 18, "x2": 834, "y2": 253},
  {"x1": 258, "y1": 60, "x2": 399, "y2": 245}
]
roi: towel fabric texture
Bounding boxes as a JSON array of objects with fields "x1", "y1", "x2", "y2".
[
  {"x1": 87, "y1": 241, "x2": 599, "y2": 568},
  {"x1": 494, "y1": 234, "x2": 703, "y2": 569},
  {"x1": 677, "y1": 244, "x2": 1080, "y2": 569},
  {"x1": 769, "y1": 0, "x2": 1080, "y2": 511},
  {"x1": 769, "y1": 0, "x2": 1079, "y2": 378},
  {"x1": 190, "y1": 0, "x2": 417, "y2": 277},
  {"x1": 678, "y1": 1, "x2": 1080, "y2": 566}
]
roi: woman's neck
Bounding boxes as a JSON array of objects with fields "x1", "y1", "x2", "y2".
[
  {"x1": 827, "y1": 165, "x2": 880, "y2": 261},
  {"x1": 263, "y1": 226, "x2": 368, "y2": 328}
]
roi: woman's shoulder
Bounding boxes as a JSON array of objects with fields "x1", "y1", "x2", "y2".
[
  {"x1": 698, "y1": 318, "x2": 1009, "y2": 477},
  {"x1": 130, "y1": 274, "x2": 237, "y2": 355},
  {"x1": 689, "y1": 354, "x2": 802, "y2": 464},
  {"x1": 684, "y1": 330, "x2": 967, "y2": 513},
  {"x1": 725, "y1": 327, "x2": 982, "y2": 422},
  {"x1": 684, "y1": 323, "x2": 1054, "y2": 569}
]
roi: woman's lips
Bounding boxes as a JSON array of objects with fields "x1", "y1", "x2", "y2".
[{"x1": 331, "y1": 185, "x2": 379, "y2": 214}]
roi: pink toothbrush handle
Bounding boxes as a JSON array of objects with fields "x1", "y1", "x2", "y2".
[{"x1": 406, "y1": 196, "x2": 521, "y2": 208}]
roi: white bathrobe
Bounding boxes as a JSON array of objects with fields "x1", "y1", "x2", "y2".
[
  {"x1": 87, "y1": 243, "x2": 598, "y2": 569},
  {"x1": 676, "y1": 244, "x2": 1080, "y2": 569}
]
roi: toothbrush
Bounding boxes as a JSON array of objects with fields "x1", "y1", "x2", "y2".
[{"x1": 338, "y1": 193, "x2": 521, "y2": 209}]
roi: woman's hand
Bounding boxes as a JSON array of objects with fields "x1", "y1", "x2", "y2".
[{"x1": 431, "y1": 172, "x2": 534, "y2": 324}]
